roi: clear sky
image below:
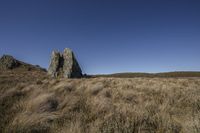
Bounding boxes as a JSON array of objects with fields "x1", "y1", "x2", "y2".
[{"x1": 0, "y1": 0, "x2": 200, "y2": 74}]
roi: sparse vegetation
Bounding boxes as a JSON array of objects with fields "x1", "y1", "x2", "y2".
[{"x1": 0, "y1": 68, "x2": 200, "y2": 133}]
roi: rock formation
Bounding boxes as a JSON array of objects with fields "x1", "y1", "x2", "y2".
[
  {"x1": 0, "y1": 55, "x2": 19, "y2": 70},
  {"x1": 48, "y1": 51, "x2": 62, "y2": 77},
  {"x1": 0, "y1": 55, "x2": 47, "y2": 72},
  {"x1": 48, "y1": 48, "x2": 82, "y2": 78}
]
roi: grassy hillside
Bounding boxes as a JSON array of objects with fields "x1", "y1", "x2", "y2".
[{"x1": 0, "y1": 68, "x2": 200, "y2": 133}]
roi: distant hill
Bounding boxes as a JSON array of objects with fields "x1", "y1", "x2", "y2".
[{"x1": 92, "y1": 71, "x2": 200, "y2": 78}]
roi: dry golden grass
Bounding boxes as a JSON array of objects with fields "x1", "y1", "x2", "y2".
[{"x1": 0, "y1": 69, "x2": 200, "y2": 133}]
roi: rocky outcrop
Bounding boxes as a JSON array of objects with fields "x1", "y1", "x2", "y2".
[
  {"x1": 0, "y1": 55, "x2": 47, "y2": 72},
  {"x1": 0, "y1": 55, "x2": 19, "y2": 70},
  {"x1": 48, "y1": 51, "x2": 62, "y2": 77},
  {"x1": 48, "y1": 48, "x2": 82, "y2": 78}
]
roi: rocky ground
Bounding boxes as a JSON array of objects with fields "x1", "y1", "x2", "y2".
[{"x1": 0, "y1": 66, "x2": 200, "y2": 133}]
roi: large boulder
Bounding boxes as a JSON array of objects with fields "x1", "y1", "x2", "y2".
[
  {"x1": 0, "y1": 55, "x2": 19, "y2": 70},
  {"x1": 48, "y1": 51, "x2": 62, "y2": 77},
  {"x1": 48, "y1": 48, "x2": 82, "y2": 78},
  {"x1": 63, "y1": 48, "x2": 82, "y2": 78}
]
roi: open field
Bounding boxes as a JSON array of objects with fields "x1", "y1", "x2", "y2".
[{"x1": 0, "y1": 68, "x2": 200, "y2": 133}]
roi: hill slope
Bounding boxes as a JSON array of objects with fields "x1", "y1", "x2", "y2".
[
  {"x1": 0, "y1": 67, "x2": 200, "y2": 133},
  {"x1": 93, "y1": 71, "x2": 200, "y2": 78}
]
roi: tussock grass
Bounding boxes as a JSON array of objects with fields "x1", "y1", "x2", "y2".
[{"x1": 0, "y1": 69, "x2": 200, "y2": 132}]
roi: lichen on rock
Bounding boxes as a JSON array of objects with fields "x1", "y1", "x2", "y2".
[{"x1": 48, "y1": 48, "x2": 82, "y2": 78}]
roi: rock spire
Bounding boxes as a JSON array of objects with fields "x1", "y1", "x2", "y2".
[{"x1": 48, "y1": 48, "x2": 82, "y2": 78}]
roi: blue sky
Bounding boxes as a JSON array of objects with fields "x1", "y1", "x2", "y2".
[{"x1": 0, "y1": 0, "x2": 200, "y2": 74}]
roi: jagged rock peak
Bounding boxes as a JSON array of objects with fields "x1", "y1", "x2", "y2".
[
  {"x1": 0, "y1": 54, "x2": 47, "y2": 72},
  {"x1": 48, "y1": 48, "x2": 82, "y2": 78},
  {"x1": 48, "y1": 51, "x2": 62, "y2": 77},
  {"x1": 0, "y1": 55, "x2": 19, "y2": 70}
]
